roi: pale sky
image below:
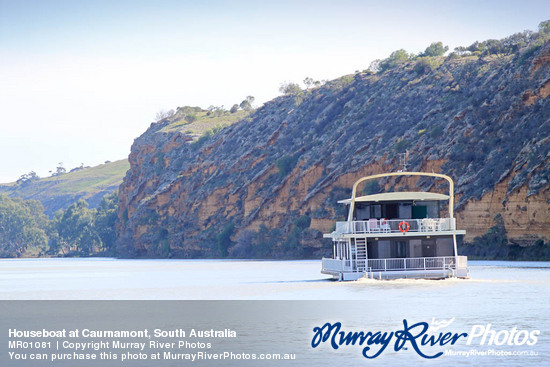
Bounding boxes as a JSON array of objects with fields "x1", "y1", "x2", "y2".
[{"x1": 1, "y1": 0, "x2": 549, "y2": 182}]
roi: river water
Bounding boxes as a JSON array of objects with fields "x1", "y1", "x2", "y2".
[
  {"x1": 0, "y1": 258, "x2": 549, "y2": 300},
  {"x1": 1, "y1": 259, "x2": 548, "y2": 366}
]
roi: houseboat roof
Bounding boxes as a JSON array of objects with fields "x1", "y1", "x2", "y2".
[{"x1": 337, "y1": 191, "x2": 450, "y2": 204}]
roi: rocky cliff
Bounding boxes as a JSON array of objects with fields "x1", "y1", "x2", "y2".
[{"x1": 117, "y1": 38, "x2": 550, "y2": 258}]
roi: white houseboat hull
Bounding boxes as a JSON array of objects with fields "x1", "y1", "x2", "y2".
[{"x1": 322, "y1": 256, "x2": 469, "y2": 281}]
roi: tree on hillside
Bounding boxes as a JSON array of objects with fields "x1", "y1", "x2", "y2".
[
  {"x1": 51, "y1": 200, "x2": 101, "y2": 256},
  {"x1": 16, "y1": 171, "x2": 39, "y2": 185},
  {"x1": 69, "y1": 163, "x2": 87, "y2": 173},
  {"x1": 421, "y1": 42, "x2": 449, "y2": 57},
  {"x1": 378, "y1": 49, "x2": 411, "y2": 72},
  {"x1": 539, "y1": 20, "x2": 550, "y2": 36},
  {"x1": 0, "y1": 195, "x2": 48, "y2": 257},
  {"x1": 206, "y1": 105, "x2": 226, "y2": 117},
  {"x1": 303, "y1": 77, "x2": 321, "y2": 89},
  {"x1": 239, "y1": 96, "x2": 255, "y2": 111},
  {"x1": 367, "y1": 59, "x2": 381, "y2": 73},
  {"x1": 279, "y1": 82, "x2": 302, "y2": 95},
  {"x1": 230, "y1": 104, "x2": 239, "y2": 113},
  {"x1": 155, "y1": 109, "x2": 175, "y2": 121},
  {"x1": 50, "y1": 162, "x2": 66, "y2": 177},
  {"x1": 303, "y1": 77, "x2": 315, "y2": 89},
  {"x1": 239, "y1": 100, "x2": 250, "y2": 111},
  {"x1": 94, "y1": 192, "x2": 118, "y2": 255},
  {"x1": 501, "y1": 32, "x2": 532, "y2": 54}
]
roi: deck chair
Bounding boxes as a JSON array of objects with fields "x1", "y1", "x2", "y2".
[
  {"x1": 380, "y1": 218, "x2": 391, "y2": 233},
  {"x1": 368, "y1": 218, "x2": 380, "y2": 233}
]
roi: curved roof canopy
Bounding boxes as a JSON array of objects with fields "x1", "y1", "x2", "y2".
[{"x1": 338, "y1": 191, "x2": 450, "y2": 204}]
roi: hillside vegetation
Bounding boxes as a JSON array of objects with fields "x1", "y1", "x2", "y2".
[
  {"x1": 0, "y1": 192, "x2": 118, "y2": 258},
  {"x1": 0, "y1": 159, "x2": 129, "y2": 216},
  {"x1": 159, "y1": 106, "x2": 252, "y2": 135}
]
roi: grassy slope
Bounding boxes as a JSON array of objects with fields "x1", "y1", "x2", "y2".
[
  {"x1": 161, "y1": 110, "x2": 251, "y2": 136},
  {"x1": 0, "y1": 159, "x2": 129, "y2": 216}
]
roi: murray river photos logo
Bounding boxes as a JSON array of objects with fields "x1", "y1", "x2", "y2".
[{"x1": 311, "y1": 319, "x2": 540, "y2": 359}]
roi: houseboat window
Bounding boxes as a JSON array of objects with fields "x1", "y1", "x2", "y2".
[
  {"x1": 378, "y1": 240, "x2": 391, "y2": 259},
  {"x1": 412, "y1": 205, "x2": 427, "y2": 219},
  {"x1": 371, "y1": 204, "x2": 381, "y2": 219},
  {"x1": 412, "y1": 201, "x2": 440, "y2": 218},
  {"x1": 355, "y1": 204, "x2": 371, "y2": 220},
  {"x1": 353, "y1": 204, "x2": 383, "y2": 219},
  {"x1": 367, "y1": 241, "x2": 378, "y2": 259},
  {"x1": 398, "y1": 203, "x2": 412, "y2": 219},
  {"x1": 384, "y1": 203, "x2": 399, "y2": 219},
  {"x1": 436, "y1": 237, "x2": 454, "y2": 256},
  {"x1": 410, "y1": 239, "x2": 422, "y2": 257},
  {"x1": 421, "y1": 239, "x2": 436, "y2": 257},
  {"x1": 391, "y1": 240, "x2": 408, "y2": 258}
]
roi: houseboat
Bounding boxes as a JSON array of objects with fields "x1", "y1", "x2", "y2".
[{"x1": 322, "y1": 172, "x2": 469, "y2": 281}]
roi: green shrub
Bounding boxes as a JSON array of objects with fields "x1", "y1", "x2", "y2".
[
  {"x1": 519, "y1": 45, "x2": 541, "y2": 65},
  {"x1": 294, "y1": 215, "x2": 311, "y2": 230},
  {"x1": 184, "y1": 114, "x2": 197, "y2": 123},
  {"x1": 217, "y1": 222, "x2": 235, "y2": 258},
  {"x1": 414, "y1": 57, "x2": 441, "y2": 75},
  {"x1": 394, "y1": 139, "x2": 411, "y2": 153},
  {"x1": 276, "y1": 155, "x2": 298, "y2": 178},
  {"x1": 429, "y1": 125, "x2": 444, "y2": 139},
  {"x1": 362, "y1": 179, "x2": 381, "y2": 195}
]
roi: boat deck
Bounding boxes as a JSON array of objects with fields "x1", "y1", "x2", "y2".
[
  {"x1": 322, "y1": 256, "x2": 469, "y2": 281},
  {"x1": 324, "y1": 218, "x2": 465, "y2": 238}
]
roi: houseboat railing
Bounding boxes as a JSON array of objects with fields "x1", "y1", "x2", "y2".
[
  {"x1": 333, "y1": 218, "x2": 456, "y2": 235},
  {"x1": 335, "y1": 221, "x2": 348, "y2": 234},
  {"x1": 322, "y1": 258, "x2": 354, "y2": 272},
  {"x1": 367, "y1": 256, "x2": 467, "y2": 272},
  {"x1": 322, "y1": 258, "x2": 344, "y2": 272},
  {"x1": 322, "y1": 256, "x2": 467, "y2": 274}
]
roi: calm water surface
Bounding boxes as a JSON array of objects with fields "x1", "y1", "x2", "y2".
[
  {"x1": 1, "y1": 259, "x2": 548, "y2": 366},
  {"x1": 0, "y1": 258, "x2": 549, "y2": 300}
]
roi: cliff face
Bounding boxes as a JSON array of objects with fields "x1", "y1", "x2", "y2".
[{"x1": 117, "y1": 41, "x2": 550, "y2": 258}]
